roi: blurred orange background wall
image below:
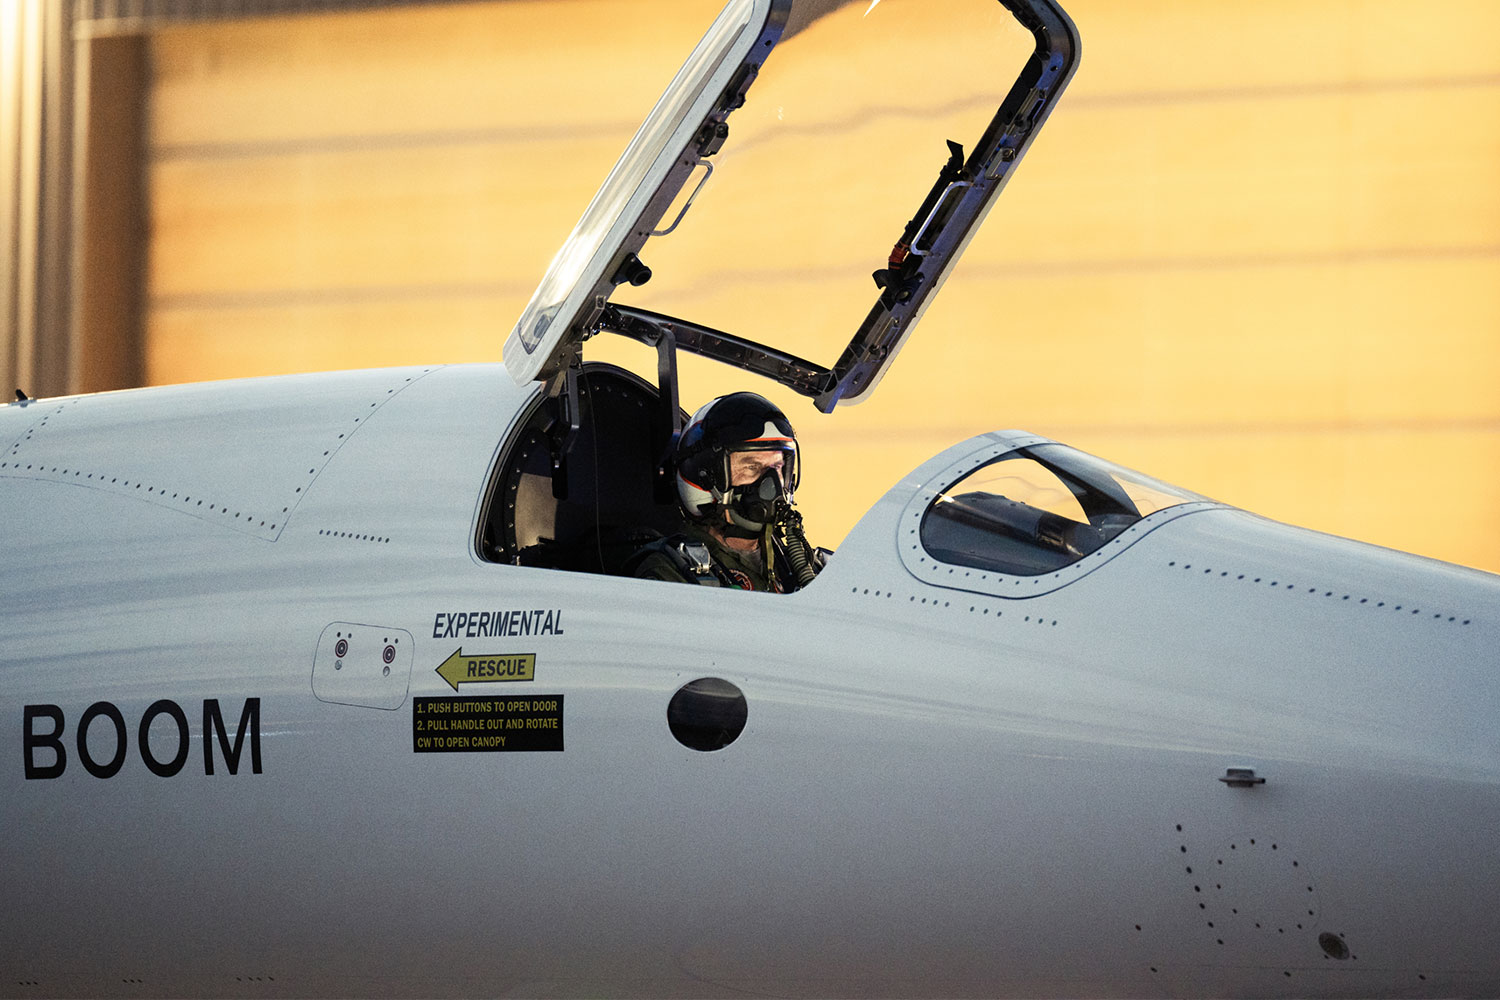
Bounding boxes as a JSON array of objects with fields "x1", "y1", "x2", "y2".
[{"x1": 143, "y1": 0, "x2": 1500, "y2": 570}]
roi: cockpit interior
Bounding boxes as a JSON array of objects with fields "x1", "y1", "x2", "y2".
[{"x1": 480, "y1": 364, "x2": 685, "y2": 575}]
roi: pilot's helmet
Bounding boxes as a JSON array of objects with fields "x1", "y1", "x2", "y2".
[{"x1": 675, "y1": 392, "x2": 799, "y2": 532}]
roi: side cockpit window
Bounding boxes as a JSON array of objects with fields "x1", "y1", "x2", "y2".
[{"x1": 920, "y1": 444, "x2": 1207, "y2": 576}]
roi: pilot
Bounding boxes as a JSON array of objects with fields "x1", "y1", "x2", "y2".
[{"x1": 632, "y1": 392, "x2": 824, "y2": 592}]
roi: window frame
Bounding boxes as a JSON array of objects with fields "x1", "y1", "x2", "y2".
[{"x1": 897, "y1": 435, "x2": 1221, "y2": 598}]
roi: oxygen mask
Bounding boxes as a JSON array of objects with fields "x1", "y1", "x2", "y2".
[{"x1": 725, "y1": 466, "x2": 789, "y2": 535}]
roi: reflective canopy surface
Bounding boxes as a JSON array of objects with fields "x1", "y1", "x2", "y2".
[
  {"x1": 921, "y1": 443, "x2": 1209, "y2": 576},
  {"x1": 505, "y1": 0, "x2": 772, "y2": 379}
]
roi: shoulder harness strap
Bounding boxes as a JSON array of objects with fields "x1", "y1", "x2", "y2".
[
  {"x1": 670, "y1": 539, "x2": 722, "y2": 587},
  {"x1": 626, "y1": 534, "x2": 723, "y2": 586}
]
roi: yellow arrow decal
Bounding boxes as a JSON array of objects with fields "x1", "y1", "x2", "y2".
[{"x1": 435, "y1": 649, "x2": 536, "y2": 691}]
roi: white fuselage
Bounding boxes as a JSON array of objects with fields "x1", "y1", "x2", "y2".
[{"x1": 3, "y1": 365, "x2": 1497, "y2": 997}]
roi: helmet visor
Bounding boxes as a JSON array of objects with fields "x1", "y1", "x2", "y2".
[{"x1": 725, "y1": 439, "x2": 799, "y2": 497}]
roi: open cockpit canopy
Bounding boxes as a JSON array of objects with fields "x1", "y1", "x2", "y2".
[{"x1": 503, "y1": 0, "x2": 1079, "y2": 413}]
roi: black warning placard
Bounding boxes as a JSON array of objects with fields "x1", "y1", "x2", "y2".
[{"x1": 412, "y1": 696, "x2": 564, "y2": 752}]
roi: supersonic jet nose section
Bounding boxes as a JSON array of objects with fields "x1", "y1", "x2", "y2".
[{"x1": 503, "y1": 0, "x2": 1080, "y2": 414}]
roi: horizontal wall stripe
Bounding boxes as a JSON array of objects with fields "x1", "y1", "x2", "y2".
[
  {"x1": 149, "y1": 73, "x2": 1500, "y2": 163},
  {"x1": 151, "y1": 281, "x2": 539, "y2": 312},
  {"x1": 151, "y1": 120, "x2": 638, "y2": 162},
  {"x1": 146, "y1": 243, "x2": 1500, "y2": 312}
]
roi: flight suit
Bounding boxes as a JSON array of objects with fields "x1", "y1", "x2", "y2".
[{"x1": 631, "y1": 523, "x2": 788, "y2": 592}]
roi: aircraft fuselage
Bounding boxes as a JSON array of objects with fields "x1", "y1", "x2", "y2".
[{"x1": 3, "y1": 365, "x2": 1497, "y2": 997}]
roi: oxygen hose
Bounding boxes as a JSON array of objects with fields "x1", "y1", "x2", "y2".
[{"x1": 776, "y1": 504, "x2": 819, "y2": 588}]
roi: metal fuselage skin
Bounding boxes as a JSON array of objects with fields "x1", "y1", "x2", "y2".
[{"x1": 3, "y1": 365, "x2": 1497, "y2": 998}]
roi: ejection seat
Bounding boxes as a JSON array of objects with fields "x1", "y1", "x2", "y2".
[{"x1": 481, "y1": 363, "x2": 685, "y2": 574}]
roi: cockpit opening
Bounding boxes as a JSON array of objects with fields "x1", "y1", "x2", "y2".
[
  {"x1": 480, "y1": 364, "x2": 685, "y2": 574},
  {"x1": 480, "y1": 362, "x2": 825, "y2": 592}
]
